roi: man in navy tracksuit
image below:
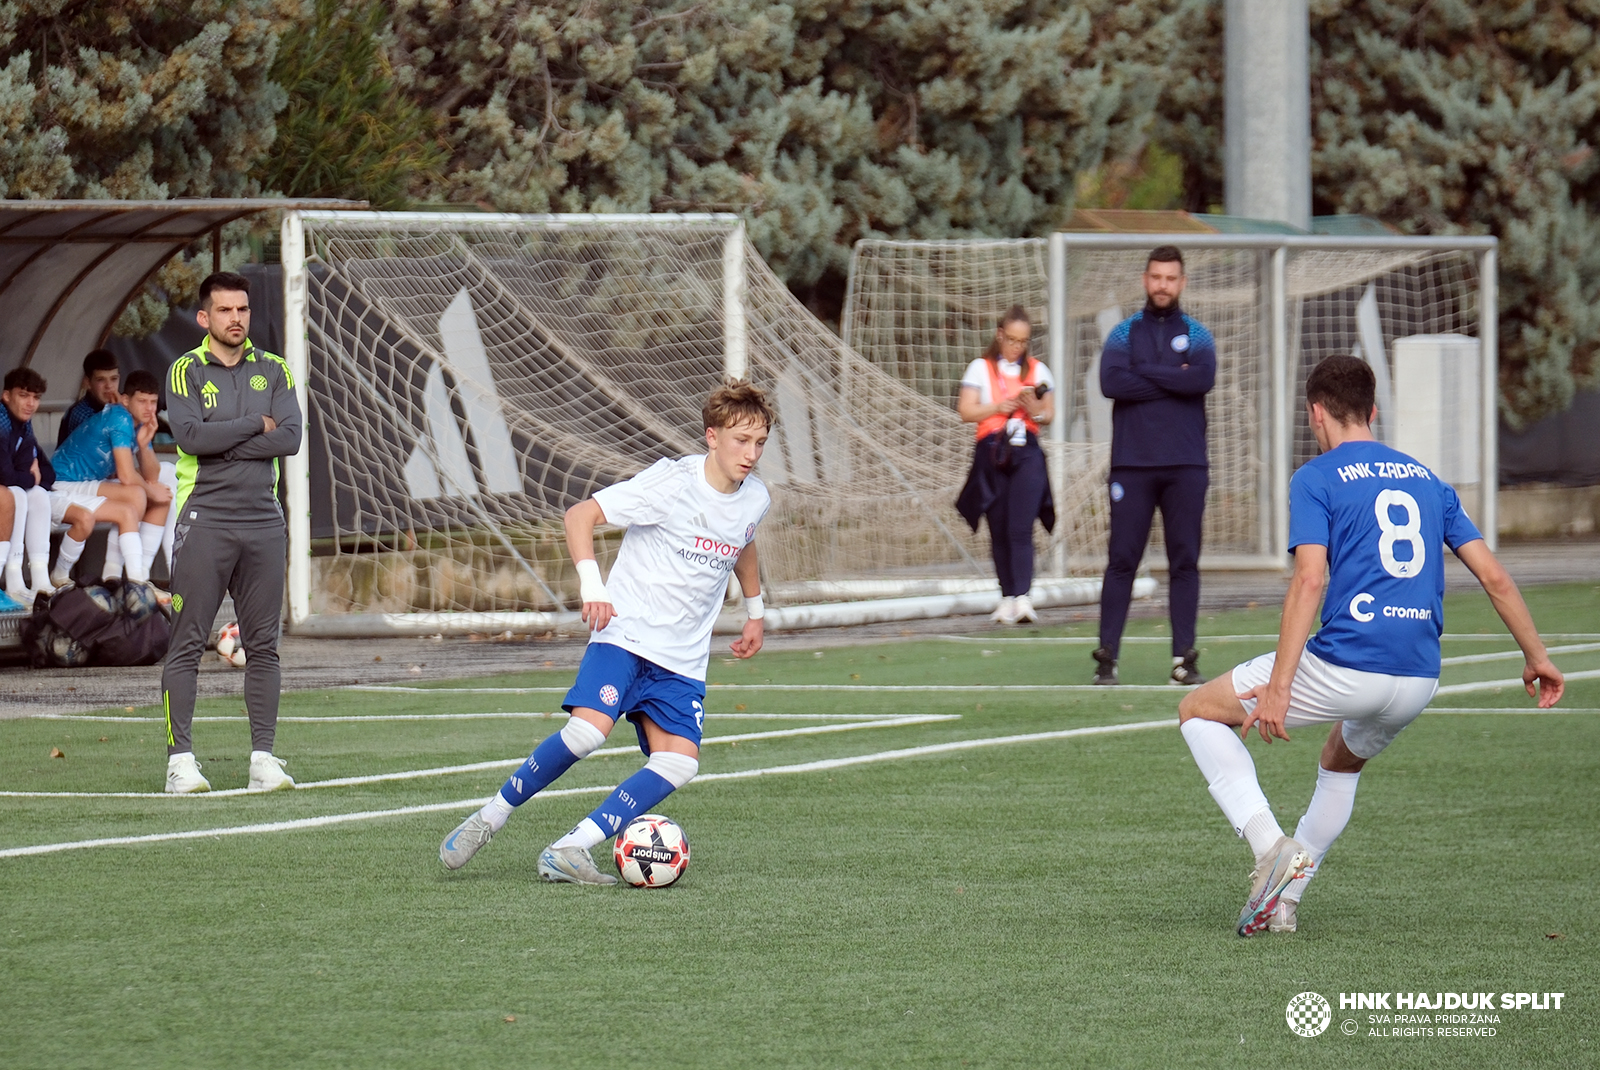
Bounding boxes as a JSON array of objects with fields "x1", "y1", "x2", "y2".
[{"x1": 1093, "y1": 246, "x2": 1215, "y2": 686}]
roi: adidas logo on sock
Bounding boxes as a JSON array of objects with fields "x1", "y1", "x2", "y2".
[{"x1": 602, "y1": 813, "x2": 621, "y2": 832}]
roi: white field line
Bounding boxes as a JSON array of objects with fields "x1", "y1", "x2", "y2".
[
  {"x1": 1440, "y1": 642, "x2": 1600, "y2": 666},
  {"x1": 0, "y1": 715, "x2": 959, "y2": 799},
  {"x1": 1426, "y1": 707, "x2": 1600, "y2": 715},
  {"x1": 1434, "y1": 669, "x2": 1600, "y2": 696},
  {"x1": 351, "y1": 683, "x2": 1188, "y2": 694},
  {"x1": 21, "y1": 711, "x2": 906, "y2": 724},
  {"x1": 935, "y1": 633, "x2": 1600, "y2": 644},
  {"x1": 0, "y1": 718, "x2": 1173, "y2": 859}
]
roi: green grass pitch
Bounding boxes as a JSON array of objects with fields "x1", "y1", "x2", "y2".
[{"x1": 1, "y1": 584, "x2": 1596, "y2": 1068}]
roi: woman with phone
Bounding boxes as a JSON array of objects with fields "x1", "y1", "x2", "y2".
[{"x1": 955, "y1": 305, "x2": 1056, "y2": 624}]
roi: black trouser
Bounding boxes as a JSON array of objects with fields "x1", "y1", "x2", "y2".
[
  {"x1": 1098, "y1": 466, "x2": 1208, "y2": 658},
  {"x1": 162, "y1": 521, "x2": 286, "y2": 755},
  {"x1": 977, "y1": 434, "x2": 1049, "y2": 598}
]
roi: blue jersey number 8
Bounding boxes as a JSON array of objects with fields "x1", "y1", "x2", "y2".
[{"x1": 1375, "y1": 489, "x2": 1425, "y2": 579}]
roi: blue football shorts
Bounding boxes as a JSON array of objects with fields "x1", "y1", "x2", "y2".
[{"x1": 563, "y1": 640, "x2": 706, "y2": 753}]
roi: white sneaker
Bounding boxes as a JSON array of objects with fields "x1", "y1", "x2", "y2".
[
  {"x1": 248, "y1": 751, "x2": 296, "y2": 791},
  {"x1": 3, "y1": 562, "x2": 24, "y2": 596},
  {"x1": 48, "y1": 568, "x2": 73, "y2": 590},
  {"x1": 29, "y1": 561, "x2": 52, "y2": 594},
  {"x1": 990, "y1": 596, "x2": 1017, "y2": 624},
  {"x1": 1012, "y1": 595, "x2": 1037, "y2": 623},
  {"x1": 165, "y1": 752, "x2": 211, "y2": 794}
]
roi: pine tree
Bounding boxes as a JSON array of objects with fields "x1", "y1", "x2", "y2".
[
  {"x1": 258, "y1": 0, "x2": 445, "y2": 209},
  {"x1": 1306, "y1": 0, "x2": 1600, "y2": 426},
  {"x1": 388, "y1": 0, "x2": 1209, "y2": 312},
  {"x1": 0, "y1": 0, "x2": 303, "y2": 333}
]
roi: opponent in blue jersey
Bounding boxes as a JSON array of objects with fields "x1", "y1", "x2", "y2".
[{"x1": 1177, "y1": 355, "x2": 1563, "y2": 937}]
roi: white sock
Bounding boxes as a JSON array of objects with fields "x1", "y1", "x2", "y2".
[
  {"x1": 480, "y1": 793, "x2": 516, "y2": 832},
  {"x1": 552, "y1": 818, "x2": 607, "y2": 851},
  {"x1": 644, "y1": 750, "x2": 699, "y2": 789},
  {"x1": 24, "y1": 487, "x2": 50, "y2": 558},
  {"x1": 120, "y1": 531, "x2": 148, "y2": 583},
  {"x1": 138, "y1": 522, "x2": 163, "y2": 573},
  {"x1": 29, "y1": 557, "x2": 51, "y2": 591},
  {"x1": 55, "y1": 535, "x2": 87, "y2": 575},
  {"x1": 1181, "y1": 718, "x2": 1274, "y2": 837},
  {"x1": 0, "y1": 542, "x2": 10, "y2": 574},
  {"x1": 560, "y1": 717, "x2": 607, "y2": 757},
  {"x1": 1283, "y1": 768, "x2": 1361, "y2": 904},
  {"x1": 159, "y1": 463, "x2": 178, "y2": 571},
  {"x1": 1242, "y1": 807, "x2": 1286, "y2": 860},
  {"x1": 102, "y1": 531, "x2": 124, "y2": 580},
  {"x1": 4, "y1": 486, "x2": 21, "y2": 553}
]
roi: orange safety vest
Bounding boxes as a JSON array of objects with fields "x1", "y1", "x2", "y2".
[{"x1": 974, "y1": 358, "x2": 1041, "y2": 441}]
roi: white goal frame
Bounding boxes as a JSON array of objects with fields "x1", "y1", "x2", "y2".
[
  {"x1": 1046, "y1": 233, "x2": 1499, "y2": 564},
  {"x1": 280, "y1": 210, "x2": 749, "y2": 631}
]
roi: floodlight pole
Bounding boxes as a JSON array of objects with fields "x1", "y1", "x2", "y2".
[{"x1": 282, "y1": 210, "x2": 312, "y2": 628}]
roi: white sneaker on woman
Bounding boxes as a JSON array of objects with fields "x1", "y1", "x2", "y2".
[
  {"x1": 1012, "y1": 595, "x2": 1038, "y2": 623},
  {"x1": 990, "y1": 596, "x2": 1017, "y2": 624}
]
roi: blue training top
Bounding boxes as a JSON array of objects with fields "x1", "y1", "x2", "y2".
[
  {"x1": 51, "y1": 403, "x2": 136, "y2": 483},
  {"x1": 1099, "y1": 303, "x2": 1216, "y2": 468},
  {"x1": 1291, "y1": 439, "x2": 1482, "y2": 678}
]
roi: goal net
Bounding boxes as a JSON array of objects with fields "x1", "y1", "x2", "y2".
[
  {"x1": 283, "y1": 212, "x2": 996, "y2": 633},
  {"x1": 845, "y1": 236, "x2": 1494, "y2": 570}
]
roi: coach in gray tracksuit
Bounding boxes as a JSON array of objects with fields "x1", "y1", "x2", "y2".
[{"x1": 159, "y1": 271, "x2": 303, "y2": 794}]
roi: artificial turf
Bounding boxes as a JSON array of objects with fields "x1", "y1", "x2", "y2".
[{"x1": 0, "y1": 583, "x2": 1595, "y2": 1068}]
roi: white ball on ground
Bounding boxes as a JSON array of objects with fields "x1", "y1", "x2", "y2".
[
  {"x1": 613, "y1": 814, "x2": 690, "y2": 888},
  {"x1": 216, "y1": 622, "x2": 246, "y2": 668}
]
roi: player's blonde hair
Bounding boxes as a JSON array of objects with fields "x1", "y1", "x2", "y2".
[{"x1": 703, "y1": 380, "x2": 775, "y2": 431}]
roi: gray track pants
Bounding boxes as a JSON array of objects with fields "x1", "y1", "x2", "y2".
[{"x1": 161, "y1": 521, "x2": 287, "y2": 755}]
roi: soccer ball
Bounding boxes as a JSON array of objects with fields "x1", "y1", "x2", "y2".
[
  {"x1": 44, "y1": 624, "x2": 91, "y2": 667},
  {"x1": 121, "y1": 581, "x2": 162, "y2": 621},
  {"x1": 613, "y1": 814, "x2": 690, "y2": 888},
  {"x1": 216, "y1": 622, "x2": 247, "y2": 668}
]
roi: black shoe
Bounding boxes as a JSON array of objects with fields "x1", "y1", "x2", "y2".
[
  {"x1": 1091, "y1": 646, "x2": 1119, "y2": 685},
  {"x1": 1170, "y1": 648, "x2": 1206, "y2": 686}
]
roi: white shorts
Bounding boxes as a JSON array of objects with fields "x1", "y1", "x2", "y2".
[
  {"x1": 49, "y1": 482, "x2": 106, "y2": 523},
  {"x1": 1231, "y1": 648, "x2": 1439, "y2": 759}
]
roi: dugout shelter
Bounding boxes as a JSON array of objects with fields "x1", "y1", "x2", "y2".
[{"x1": 0, "y1": 198, "x2": 365, "y2": 651}]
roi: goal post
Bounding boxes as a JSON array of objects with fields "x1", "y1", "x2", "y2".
[
  {"x1": 844, "y1": 232, "x2": 1499, "y2": 572},
  {"x1": 280, "y1": 211, "x2": 1103, "y2": 637}
]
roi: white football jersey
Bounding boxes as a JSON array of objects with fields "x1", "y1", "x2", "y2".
[{"x1": 590, "y1": 455, "x2": 771, "y2": 680}]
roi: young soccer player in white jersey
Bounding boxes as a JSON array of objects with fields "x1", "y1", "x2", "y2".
[
  {"x1": 440, "y1": 382, "x2": 774, "y2": 884},
  {"x1": 1177, "y1": 355, "x2": 1564, "y2": 936}
]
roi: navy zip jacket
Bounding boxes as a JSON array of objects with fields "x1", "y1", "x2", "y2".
[
  {"x1": 0, "y1": 406, "x2": 55, "y2": 490},
  {"x1": 1099, "y1": 301, "x2": 1216, "y2": 468}
]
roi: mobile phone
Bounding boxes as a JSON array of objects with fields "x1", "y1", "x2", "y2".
[{"x1": 1033, "y1": 384, "x2": 1051, "y2": 399}]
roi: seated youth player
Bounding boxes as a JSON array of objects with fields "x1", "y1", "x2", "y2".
[
  {"x1": 440, "y1": 382, "x2": 774, "y2": 884},
  {"x1": 58, "y1": 348, "x2": 120, "y2": 447},
  {"x1": 47, "y1": 370, "x2": 172, "y2": 588},
  {"x1": 0, "y1": 368, "x2": 56, "y2": 600},
  {"x1": 1177, "y1": 355, "x2": 1564, "y2": 936}
]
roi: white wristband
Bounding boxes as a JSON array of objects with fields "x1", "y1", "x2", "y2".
[
  {"x1": 575, "y1": 559, "x2": 608, "y2": 604},
  {"x1": 744, "y1": 593, "x2": 765, "y2": 620}
]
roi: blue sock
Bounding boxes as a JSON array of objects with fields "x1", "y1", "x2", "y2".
[
  {"x1": 498, "y1": 732, "x2": 582, "y2": 807},
  {"x1": 584, "y1": 768, "x2": 676, "y2": 840}
]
